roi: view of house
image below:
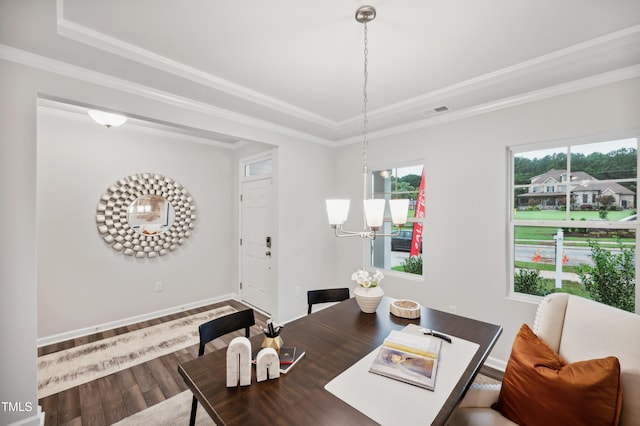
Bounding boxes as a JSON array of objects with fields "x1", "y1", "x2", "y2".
[{"x1": 518, "y1": 169, "x2": 635, "y2": 210}]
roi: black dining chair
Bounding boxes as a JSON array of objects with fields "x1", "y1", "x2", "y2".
[
  {"x1": 189, "y1": 308, "x2": 255, "y2": 426},
  {"x1": 307, "y1": 288, "x2": 350, "y2": 315}
]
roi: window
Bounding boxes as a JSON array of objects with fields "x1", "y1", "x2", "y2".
[
  {"x1": 370, "y1": 163, "x2": 425, "y2": 276},
  {"x1": 244, "y1": 158, "x2": 272, "y2": 177},
  {"x1": 510, "y1": 137, "x2": 637, "y2": 313}
]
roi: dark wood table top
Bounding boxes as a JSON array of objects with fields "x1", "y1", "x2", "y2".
[{"x1": 178, "y1": 297, "x2": 502, "y2": 425}]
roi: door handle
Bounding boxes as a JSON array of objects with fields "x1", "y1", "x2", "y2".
[{"x1": 265, "y1": 251, "x2": 271, "y2": 257}]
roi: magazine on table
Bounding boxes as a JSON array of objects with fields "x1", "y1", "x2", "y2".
[{"x1": 369, "y1": 329, "x2": 442, "y2": 390}]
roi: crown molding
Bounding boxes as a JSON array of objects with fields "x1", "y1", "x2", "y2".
[
  {"x1": 56, "y1": 1, "x2": 640, "y2": 132},
  {"x1": 0, "y1": 43, "x2": 332, "y2": 146},
  {"x1": 337, "y1": 65, "x2": 640, "y2": 146},
  {"x1": 55, "y1": 0, "x2": 337, "y2": 130},
  {"x1": 338, "y1": 24, "x2": 640, "y2": 128},
  {"x1": 3, "y1": 43, "x2": 636, "y2": 149},
  {"x1": 37, "y1": 103, "x2": 249, "y2": 149}
]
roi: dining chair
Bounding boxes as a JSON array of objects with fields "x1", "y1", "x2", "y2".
[
  {"x1": 307, "y1": 288, "x2": 350, "y2": 314},
  {"x1": 189, "y1": 308, "x2": 255, "y2": 426}
]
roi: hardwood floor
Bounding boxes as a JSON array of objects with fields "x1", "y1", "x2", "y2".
[
  {"x1": 38, "y1": 300, "x2": 269, "y2": 426},
  {"x1": 38, "y1": 300, "x2": 503, "y2": 425}
]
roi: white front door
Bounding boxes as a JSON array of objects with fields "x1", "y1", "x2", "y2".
[{"x1": 241, "y1": 177, "x2": 275, "y2": 314}]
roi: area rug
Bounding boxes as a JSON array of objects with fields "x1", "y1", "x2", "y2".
[
  {"x1": 473, "y1": 373, "x2": 501, "y2": 385},
  {"x1": 112, "y1": 390, "x2": 215, "y2": 426},
  {"x1": 38, "y1": 305, "x2": 237, "y2": 398}
]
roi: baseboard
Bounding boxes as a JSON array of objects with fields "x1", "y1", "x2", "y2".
[
  {"x1": 483, "y1": 355, "x2": 507, "y2": 373},
  {"x1": 37, "y1": 294, "x2": 236, "y2": 347},
  {"x1": 6, "y1": 406, "x2": 44, "y2": 426}
]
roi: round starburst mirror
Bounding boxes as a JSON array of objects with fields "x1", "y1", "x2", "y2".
[{"x1": 96, "y1": 173, "x2": 196, "y2": 258}]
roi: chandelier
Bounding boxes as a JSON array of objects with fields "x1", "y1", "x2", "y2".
[{"x1": 326, "y1": 5, "x2": 409, "y2": 240}]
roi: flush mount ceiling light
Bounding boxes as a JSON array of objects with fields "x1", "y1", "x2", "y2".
[
  {"x1": 88, "y1": 109, "x2": 128, "y2": 128},
  {"x1": 325, "y1": 6, "x2": 409, "y2": 240}
]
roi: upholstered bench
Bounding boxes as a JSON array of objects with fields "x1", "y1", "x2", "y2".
[{"x1": 449, "y1": 293, "x2": 640, "y2": 425}]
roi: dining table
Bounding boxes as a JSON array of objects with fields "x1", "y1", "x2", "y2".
[{"x1": 178, "y1": 296, "x2": 502, "y2": 425}]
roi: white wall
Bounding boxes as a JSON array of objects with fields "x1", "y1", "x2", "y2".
[
  {"x1": 275, "y1": 140, "x2": 336, "y2": 322},
  {"x1": 332, "y1": 77, "x2": 640, "y2": 366},
  {"x1": 0, "y1": 56, "x2": 326, "y2": 425},
  {"x1": 0, "y1": 59, "x2": 39, "y2": 426},
  {"x1": 36, "y1": 112, "x2": 238, "y2": 338}
]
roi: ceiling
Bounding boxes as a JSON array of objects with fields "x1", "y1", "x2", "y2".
[{"x1": 3, "y1": 0, "x2": 640, "y2": 146}]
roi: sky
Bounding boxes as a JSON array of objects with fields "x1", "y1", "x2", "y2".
[
  {"x1": 515, "y1": 137, "x2": 637, "y2": 160},
  {"x1": 394, "y1": 165, "x2": 424, "y2": 178}
]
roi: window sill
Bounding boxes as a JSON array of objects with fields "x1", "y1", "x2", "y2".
[{"x1": 381, "y1": 269, "x2": 424, "y2": 282}]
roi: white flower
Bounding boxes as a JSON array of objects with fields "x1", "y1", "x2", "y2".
[{"x1": 351, "y1": 269, "x2": 384, "y2": 288}]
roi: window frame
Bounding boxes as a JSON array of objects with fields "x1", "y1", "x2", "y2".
[
  {"x1": 507, "y1": 133, "x2": 639, "y2": 312},
  {"x1": 368, "y1": 160, "x2": 425, "y2": 280}
]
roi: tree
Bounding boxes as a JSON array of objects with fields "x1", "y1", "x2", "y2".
[
  {"x1": 597, "y1": 194, "x2": 616, "y2": 219},
  {"x1": 597, "y1": 195, "x2": 616, "y2": 210},
  {"x1": 391, "y1": 180, "x2": 416, "y2": 200},
  {"x1": 515, "y1": 148, "x2": 637, "y2": 190},
  {"x1": 575, "y1": 239, "x2": 635, "y2": 312},
  {"x1": 398, "y1": 174, "x2": 421, "y2": 189}
]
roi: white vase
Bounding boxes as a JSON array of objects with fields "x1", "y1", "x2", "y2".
[{"x1": 353, "y1": 285, "x2": 384, "y2": 313}]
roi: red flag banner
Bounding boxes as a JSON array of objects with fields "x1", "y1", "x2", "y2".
[{"x1": 410, "y1": 170, "x2": 425, "y2": 257}]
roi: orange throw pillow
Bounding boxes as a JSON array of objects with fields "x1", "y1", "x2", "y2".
[{"x1": 496, "y1": 324, "x2": 622, "y2": 426}]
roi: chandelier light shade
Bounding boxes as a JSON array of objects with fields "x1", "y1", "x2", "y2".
[
  {"x1": 88, "y1": 109, "x2": 128, "y2": 128},
  {"x1": 325, "y1": 6, "x2": 410, "y2": 240},
  {"x1": 389, "y1": 199, "x2": 410, "y2": 226},
  {"x1": 363, "y1": 199, "x2": 385, "y2": 229},
  {"x1": 326, "y1": 199, "x2": 351, "y2": 225}
]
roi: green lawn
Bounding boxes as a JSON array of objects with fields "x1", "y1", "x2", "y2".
[
  {"x1": 540, "y1": 279, "x2": 591, "y2": 298},
  {"x1": 514, "y1": 209, "x2": 636, "y2": 244},
  {"x1": 515, "y1": 261, "x2": 577, "y2": 273},
  {"x1": 514, "y1": 209, "x2": 633, "y2": 221}
]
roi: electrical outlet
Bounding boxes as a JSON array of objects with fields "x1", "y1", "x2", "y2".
[
  {"x1": 155, "y1": 281, "x2": 164, "y2": 292},
  {"x1": 448, "y1": 304, "x2": 457, "y2": 314},
  {"x1": 295, "y1": 286, "x2": 301, "y2": 297}
]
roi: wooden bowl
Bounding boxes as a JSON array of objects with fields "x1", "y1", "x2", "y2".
[{"x1": 390, "y1": 299, "x2": 421, "y2": 319}]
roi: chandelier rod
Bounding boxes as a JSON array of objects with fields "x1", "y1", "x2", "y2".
[
  {"x1": 325, "y1": 6, "x2": 409, "y2": 240},
  {"x1": 361, "y1": 17, "x2": 370, "y2": 226}
]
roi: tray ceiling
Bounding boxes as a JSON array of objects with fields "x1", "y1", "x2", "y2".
[{"x1": 3, "y1": 0, "x2": 640, "y2": 145}]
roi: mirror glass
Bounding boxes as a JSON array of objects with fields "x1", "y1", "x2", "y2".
[{"x1": 127, "y1": 194, "x2": 175, "y2": 235}]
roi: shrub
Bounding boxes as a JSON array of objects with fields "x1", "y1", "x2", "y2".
[
  {"x1": 575, "y1": 239, "x2": 635, "y2": 312},
  {"x1": 597, "y1": 195, "x2": 616, "y2": 211},
  {"x1": 401, "y1": 256, "x2": 422, "y2": 275},
  {"x1": 514, "y1": 269, "x2": 550, "y2": 297}
]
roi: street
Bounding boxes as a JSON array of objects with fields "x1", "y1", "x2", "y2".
[{"x1": 514, "y1": 244, "x2": 629, "y2": 267}]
